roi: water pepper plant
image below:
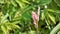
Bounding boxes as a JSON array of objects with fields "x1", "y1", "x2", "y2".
[
  {"x1": 0, "y1": 0, "x2": 60, "y2": 34},
  {"x1": 32, "y1": 6, "x2": 40, "y2": 34}
]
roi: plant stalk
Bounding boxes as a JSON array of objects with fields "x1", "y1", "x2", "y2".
[{"x1": 35, "y1": 21, "x2": 39, "y2": 34}]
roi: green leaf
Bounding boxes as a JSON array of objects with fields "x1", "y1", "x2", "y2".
[
  {"x1": 54, "y1": 0, "x2": 60, "y2": 7},
  {"x1": 22, "y1": 11, "x2": 31, "y2": 21},
  {"x1": 28, "y1": 31, "x2": 36, "y2": 34},
  {"x1": 22, "y1": 0, "x2": 30, "y2": 4},
  {"x1": 47, "y1": 9, "x2": 60, "y2": 13},
  {"x1": 41, "y1": 11, "x2": 45, "y2": 20},
  {"x1": 57, "y1": 31, "x2": 60, "y2": 34},
  {"x1": 15, "y1": 0, "x2": 26, "y2": 8},
  {"x1": 14, "y1": 30, "x2": 19, "y2": 34},
  {"x1": 45, "y1": 18, "x2": 51, "y2": 30},
  {"x1": 1, "y1": 13, "x2": 9, "y2": 23},
  {"x1": 15, "y1": 0, "x2": 23, "y2": 8},
  {"x1": 40, "y1": 0, "x2": 52, "y2": 6},
  {"x1": 11, "y1": 0, "x2": 17, "y2": 7},
  {"x1": 11, "y1": 23, "x2": 20, "y2": 29},
  {"x1": 1, "y1": 26, "x2": 9, "y2": 34},
  {"x1": 6, "y1": 25, "x2": 12, "y2": 30},
  {"x1": 14, "y1": 25, "x2": 20, "y2": 29},
  {"x1": 48, "y1": 13, "x2": 56, "y2": 24}
]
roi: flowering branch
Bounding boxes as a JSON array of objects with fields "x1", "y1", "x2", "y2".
[{"x1": 32, "y1": 6, "x2": 40, "y2": 34}]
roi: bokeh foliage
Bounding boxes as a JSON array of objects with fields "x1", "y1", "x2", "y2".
[{"x1": 0, "y1": 0, "x2": 60, "y2": 34}]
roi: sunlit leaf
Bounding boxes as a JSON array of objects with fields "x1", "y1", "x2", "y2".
[
  {"x1": 0, "y1": 0, "x2": 4, "y2": 3},
  {"x1": 22, "y1": 0, "x2": 30, "y2": 4},
  {"x1": 47, "y1": 9, "x2": 60, "y2": 13},
  {"x1": 48, "y1": 13, "x2": 56, "y2": 24},
  {"x1": 1, "y1": 13, "x2": 9, "y2": 23},
  {"x1": 1, "y1": 26, "x2": 9, "y2": 34},
  {"x1": 41, "y1": 11, "x2": 45, "y2": 20}
]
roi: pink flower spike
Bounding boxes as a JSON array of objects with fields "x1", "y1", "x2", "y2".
[
  {"x1": 32, "y1": 11, "x2": 38, "y2": 21},
  {"x1": 38, "y1": 6, "x2": 40, "y2": 16}
]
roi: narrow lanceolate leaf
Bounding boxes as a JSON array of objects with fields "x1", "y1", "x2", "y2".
[
  {"x1": 22, "y1": 0, "x2": 30, "y2": 4},
  {"x1": 45, "y1": 19, "x2": 51, "y2": 30},
  {"x1": 15, "y1": 0, "x2": 25, "y2": 8},
  {"x1": 11, "y1": 0, "x2": 17, "y2": 7},
  {"x1": 11, "y1": 23, "x2": 20, "y2": 29},
  {"x1": 1, "y1": 26, "x2": 9, "y2": 34},
  {"x1": 15, "y1": 0, "x2": 23, "y2": 8},
  {"x1": 41, "y1": 12, "x2": 45, "y2": 20},
  {"x1": 48, "y1": 13, "x2": 55, "y2": 24},
  {"x1": 14, "y1": 25, "x2": 20, "y2": 29},
  {"x1": 47, "y1": 9, "x2": 60, "y2": 13},
  {"x1": 1, "y1": 13, "x2": 9, "y2": 23},
  {"x1": 12, "y1": 24, "x2": 20, "y2": 29}
]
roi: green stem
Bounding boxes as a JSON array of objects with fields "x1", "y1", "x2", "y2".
[{"x1": 36, "y1": 21, "x2": 39, "y2": 34}]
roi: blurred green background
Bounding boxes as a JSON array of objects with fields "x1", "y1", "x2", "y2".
[{"x1": 0, "y1": 0, "x2": 60, "y2": 34}]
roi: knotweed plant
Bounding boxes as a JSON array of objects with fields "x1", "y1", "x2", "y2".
[{"x1": 32, "y1": 6, "x2": 40, "y2": 34}]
